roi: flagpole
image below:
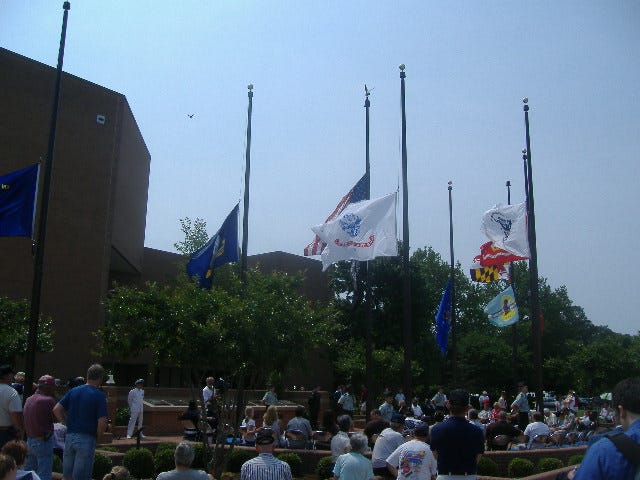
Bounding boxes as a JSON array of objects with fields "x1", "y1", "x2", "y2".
[
  {"x1": 25, "y1": 1, "x2": 71, "y2": 400},
  {"x1": 523, "y1": 98, "x2": 543, "y2": 412},
  {"x1": 506, "y1": 180, "x2": 518, "y2": 386},
  {"x1": 447, "y1": 181, "x2": 457, "y2": 384},
  {"x1": 363, "y1": 85, "x2": 374, "y2": 420},
  {"x1": 399, "y1": 64, "x2": 413, "y2": 396},
  {"x1": 240, "y1": 84, "x2": 253, "y2": 284}
]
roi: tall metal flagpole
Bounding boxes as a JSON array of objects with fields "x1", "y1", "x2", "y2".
[
  {"x1": 447, "y1": 181, "x2": 456, "y2": 384},
  {"x1": 240, "y1": 84, "x2": 253, "y2": 284},
  {"x1": 399, "y1": 64, "x2": 413, "y2": 396},
  {"x1": 363, "y1": 85, "x2": 373, "y2": 420},
  {"x1": 25, "y1": 1, "x2": 71, "y2": 400},
  {"x1": 507, "y1": 180, "x2": 518, "y2": 384},
  {"x1": 523, "y1": 98, "x2": 543, "y2": 412}
]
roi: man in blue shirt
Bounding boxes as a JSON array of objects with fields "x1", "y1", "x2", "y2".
[
  {"x1": 53, "y1": 364, "x2": 108, "y2": 480},
  {"x1": 572, "y1": 377, "x2": 640, "y2": 480},
  {"x1": 430, "y1": 389, "x2": 484, "y2": 480}
]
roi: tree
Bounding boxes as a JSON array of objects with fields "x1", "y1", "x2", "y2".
[
  {"x1": 174, "y1": 217, "x2": 209, "y2": 255},
  {"x1": 0, "y1": 297, "x2": 54, "y2": 364}
]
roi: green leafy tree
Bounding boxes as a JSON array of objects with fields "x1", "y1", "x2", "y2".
[
  {"x1": 0, "y1": 297, "x2": 54, "y2": 364},
  {"x1": 174, "y1": 217, "x2": 209, "y2": 255}
]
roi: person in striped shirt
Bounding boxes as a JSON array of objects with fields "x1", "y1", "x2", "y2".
[{"x1": 241, "y1": 431, "x2": 292, "y2": 480}]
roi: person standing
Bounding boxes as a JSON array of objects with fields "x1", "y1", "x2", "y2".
[
  {"x1": 337, "y1": 386, "x2": 355, "y2": 418},
  {"x1": 23, "y1": 375, "x2": 57, "y2": 480},
  {"x1": 511, "y1": 383, "x2": 531, "y2": 429},
  {"x1": 333, "y1": 433, "x2": 374, "y2": 480},
  {"x1": 431, "y1": 387, "x2": 448, "y2": 414},
  {"x1": 386, "y1": 423, "x2": 437, "y2": 480},
  {"x1": 202, "y1": 378, "x2": 216, "y2": 405},
  {"x1": 572, "y1": 377, "x2": 640, "y2": 480},
  {"x1": 126, "y1": 379, "x2": 145, "y2": 439},
  {"x1": 379, "y1": 394, "x2": 395, "y2": 423},
  {"x1": 261, "y1": 385, "x2": 277, "y2": 408},
  {"x1": 0, "y1": 366, "x2": 23, "y2": 450},
  {"x1": 240, "y1": 431, "x2": 292, "y2": 480},
  {"x1": 430, "y1": 389, "x2": 485, "y2": 480},
  {"x1": 308, "y1": 386, "x2": 321, "y2": 430},
  {"x1": 53, "y1": 364, "x2": 108, "y2": 480}
]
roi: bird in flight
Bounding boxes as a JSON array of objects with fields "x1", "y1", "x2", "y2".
[{"x1": 187, "y1": 114, "x2": 195, "y2": 118}]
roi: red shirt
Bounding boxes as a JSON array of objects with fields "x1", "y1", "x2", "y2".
[{"x1": 23, "y1": 391, "x2": 56, "y2": 438}]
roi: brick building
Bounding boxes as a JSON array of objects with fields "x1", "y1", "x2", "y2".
[{"x1": 0, "y1": 48, "x2": 331, "y2": 388}]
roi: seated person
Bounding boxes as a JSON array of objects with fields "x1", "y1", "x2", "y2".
[
  {"x1": 576, "y1": 410, "x2": 598, "y2": 431},
  {"x1": 410, "y1": 398, "x2": 424, "y2": 419},
  {"x1": 478, "y1": 401, "x2": 492, "y2": 424},
  {"x1": 156, "y1": 442, "x2": 212, "y2": 480},
  {"x1": 486, "y1": 411, "x2": 522, "y2": 450},
  {"x1": 364, "y1": 409, "x2": 389, "y2": 448},
  {"x1": 467, "y1": 409, "x2": 486, "y2": 435},
  {"x1": 259, "y1": 405, "x2": 283, "y2": 447},
  {"x1": 523, "y1": 411, "x2": 550, "y2": 449},
  {"x1": 543, "y1": 408, "x2": 558, "y2": 428},
  {"x1": 1, "y1": 440, "x2": 41, "y2": 480},
  {"x1": 286, "y1": 406, "x2": 312, "y2": 449},
  {"x1": 599, "y1": 403, "x2": 614, "y2": 423},
  {"x1": 489, "y1": 402, "x2": 503, "y2": 423}
]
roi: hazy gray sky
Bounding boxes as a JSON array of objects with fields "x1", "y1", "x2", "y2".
[{"x1": 2, "y1": 1, "x2": 638, "y2": 334}]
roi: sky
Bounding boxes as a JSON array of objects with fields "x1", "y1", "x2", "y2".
[{"x1": 2, "y1": 1, "x2": 639, "y2": 335}]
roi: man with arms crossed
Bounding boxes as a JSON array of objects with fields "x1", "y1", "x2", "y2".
[{"x1": 53, "y1": 364, "x2": 108, "y2": 480}]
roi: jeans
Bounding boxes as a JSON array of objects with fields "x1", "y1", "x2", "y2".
[
  {"x1": 62, "y1": 432, "x2": 96, "y2": 480},
  {"x1": 25, "y1": 435, "x2": 54, "y2": 480}
]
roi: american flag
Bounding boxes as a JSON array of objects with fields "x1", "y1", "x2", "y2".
[{"x1": 304, "y1": 173, "x2": 369, "y2": 256}]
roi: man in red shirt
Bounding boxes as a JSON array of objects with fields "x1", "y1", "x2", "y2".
[{"x1": 23, "y1": 375, "x2": 57, "y2": 480}]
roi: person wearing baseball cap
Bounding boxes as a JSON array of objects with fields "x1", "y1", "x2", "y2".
[
  {"x1": 127, "y1": 379, "x2": 145, "y2": 439},
  {"x1": 240, "y1": 431, "x2": 292, "y2": 480},
  {"x1": 0, "y1": 365, "x2": 23, "y2": 450},
  {"x1": 23, "y1": 375, "x2": 57, "y2": 480}
]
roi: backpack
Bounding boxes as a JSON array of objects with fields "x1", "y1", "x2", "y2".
[{"x1": 606, "y1": 431, "x2": 640, "y2": 480}]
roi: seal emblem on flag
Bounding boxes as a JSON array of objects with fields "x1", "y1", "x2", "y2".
[
  {"x1": 490, "y1": 212, "x2": 512, "y2": 241},
  {"x1": 339, "y1": 213, "x2": 361, "y2": 237}
]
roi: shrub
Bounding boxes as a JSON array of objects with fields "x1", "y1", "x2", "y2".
[
  {"x1": 477, "y1": 456, "x2": 499, "y2": 476},
  {"x1": 115, "y1": 407, "x2": 130, "y2": 426},
  {"x1": 568, "y1": 454, "x2": 584, "y2": 466},
  {"x1": 508, "y1": 457, "x2": 535, "y2": 478},
  {"x1": 156, "y1": 443, "x2": 179, "y2": 454},
  {"x1": 52, "y1": 455, "x2": 62, "y2": 474},
  {"x1": 154, "y1": 447, "x2": 176, "y2": 474},
  {"x1": 277, "y1": 452, "x2": 302, "y2": 477},
  {"x1": 538, "y1": 457, "x2": 564, "y2": 472},
  {"x1": 123, "y1": 447, "x2": 155, "y2": 479},
  {"x1": 93, "y1": 452, "x2": 113, "y2": 480},
  {"x1": 191, "y1": 443, "x2": 208, "y2": 470},
  {"x1": 316, "y1": 456, "x2": 334, "y2": 480},
  {"x1": 226, "y1": 448, "x2": 256, "y2": 473},
  {"x1": 97, "y1": 446, "x2": 118, "y2": 452}
]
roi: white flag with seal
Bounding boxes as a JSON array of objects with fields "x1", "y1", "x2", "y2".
[
  {"x1": 481, "y1": 202, "x2": 530, "y2": 259},
  {"x1": 312, "y1": 192, "x2": 397, "y2": 271}
]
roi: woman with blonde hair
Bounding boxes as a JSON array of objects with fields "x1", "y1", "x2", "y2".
[
  {"x1": 240, "y1": 407, "x2": 256, "y2": 446},
  {"x1": 103, "y1": 466, "x2": 130, "y2": 480},
  {"x1": 260, "y1": 405, "x2": 283, "y2": 446}
]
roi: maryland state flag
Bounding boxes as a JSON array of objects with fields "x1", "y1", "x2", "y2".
[
  {"x1": 186, "y1": 204, "x2": 239, "y2": 289},
  {"x1": 0, "y1": 164, "x2": 39, "y2": 237},
  {"x1": 470, "y1": 264, "x2": 505, "y2": 283}
]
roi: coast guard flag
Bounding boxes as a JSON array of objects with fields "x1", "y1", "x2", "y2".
[
  {"x1": 0, "y1": 164, "x2": 39, "y2": 237},
  {"x1": 484, "y1": 285, "x2": 520, "y2": 327},
  {"x1": 435, "y1": 280, "x2": 452, "y2": 356},
  {"x1": 481, "y1": 202, "x2": 530, "y2": 259},
  {"x1": 304, "y1": 173, "x2": 369, "y2": 256},
  {"x1": 311, "y1": 191, "x2": 397, "y2": 271},
  {"x1": 186, "y1": 204, "x2": 239, "y2": 289}
]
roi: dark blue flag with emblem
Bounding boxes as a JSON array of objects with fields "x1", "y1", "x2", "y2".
[
  {"x1": 435, "y1": 279, "x2": 452, "y2": 356},
  {"x1": 186, "y1": 204, "x2": 239, "y2": 289},
  {"x1": 0, "y1": 164, "x2": 39, "y2": 237}
]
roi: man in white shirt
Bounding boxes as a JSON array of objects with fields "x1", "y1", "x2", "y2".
[
  {"x1": 202, "y1": 377, "x2": 216, "y2": 405},
  {"x1": 372, "y1": 414, "x2": 405, "y2": 478},
  {"x1": 386, "y1": 423, "x2": 436, "y2": 480},
  {"x1": 127, "y1": 379, "x2": 145, "y2": 439},
  {"x1": 523, "y1": 411, "x2": 550, "y2": 449}
]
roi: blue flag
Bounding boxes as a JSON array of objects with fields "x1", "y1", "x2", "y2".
[
  {"x1": 435, "y1": 279, "x2": 452, "y2": 356},
  {"x1": 186, "y1": 204, "x2": 239, "y2": 289},
  {"x1": 0, "y1": 164, "x2": 39, "y2": 237},
  {"x1": 484, "y1": 285, "x2": 520, "y2": 327}
]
